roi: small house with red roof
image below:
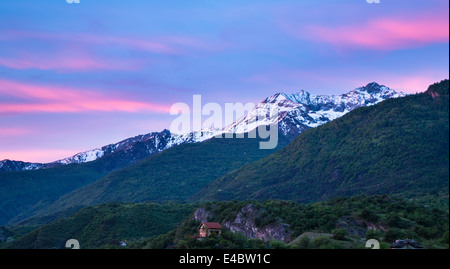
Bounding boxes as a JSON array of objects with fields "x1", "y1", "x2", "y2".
[{"x1": 198, "y1": 222, "x2": 222, "y2": 238}]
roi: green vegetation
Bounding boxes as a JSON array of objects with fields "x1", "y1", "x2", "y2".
[
  {"x1": 0, "y1": 139, "x2": 174, "y2": 225},
  {"x1": 1, "y1": 80, "x2": 448, "y2": 250},
  {"x1": 193, "y1": 80, "x2": 449, "y2": 203},
  {"x1": 1, "y1": 202, "x2": 196, "y2": 249},
  {"x1": 2, "y1": 195, "x2": 447, "y2": 249},
  {"x1": 0, "y1": 162, "x2": 109, "y2": 226},
  {"x1": 142, "y1": 195, "x2": 448, "y2": 249},
  {"x1": 28, "y1": 135, "x2": 289, "y2": 223}
]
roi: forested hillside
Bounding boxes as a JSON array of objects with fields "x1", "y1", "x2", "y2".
[{"x1": 193, "y1": 80, "x2": 449, "y2": 203}]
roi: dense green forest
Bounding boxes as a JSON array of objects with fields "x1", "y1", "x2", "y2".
[
  {"x1": 1, "y1": 195, "x2": 447, "y2": 249},
  {"x1": 144, "y1": 195, "x2": 448, "y2": 249},
  {"x1": 0, "y1": 136, "x2": 182, "y2": 225},
  {"x1": 22, "y1": 134, "x2": 290, "y2": 225},
  {"x1": 1, "y1": 80, "x2": 448, "y2": 250},
  {"x1": 0, "y1": 202, "x2": 197, "y2": 249},
  {"x1": 193, "y1": 80, "x2": 449, "y2": 202},
  {"x1": 0, "y1": 162, "x2": 110, "y2": 226}
]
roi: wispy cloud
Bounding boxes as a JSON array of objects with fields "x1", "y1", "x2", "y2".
[
  {"x1": 0, "y1": 54, "x2": 122, "y2": 72},
  {"x1": 242, "y1": 66, "x2": 445, "y2": 94},
  {"x1": 1, "y1": 30, "x2": 180, "y2": 54},
  {"x1": 0, "y1": 79, "x2": 172, "y2": 114},
  {"x1": 287, "y1": 13, "x2": 449, "y2": 51},
  {"x1": 377, "y1": 74, "x2": 448, "y2": 94},
  {"x1": 0, "y1": 30, "x2": 224, "y2": 72},
  {"x1": 0, "y1": 127, "x2": 31, "y2": 137}
]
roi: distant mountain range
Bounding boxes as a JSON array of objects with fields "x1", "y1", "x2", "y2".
[
  {"x1": 225, "y1": 82, "x2": 405, "y2": 137},
  {"x1": 0, "y1": 82, "x2": 405, "y2": 172},
  {"x1": 193, "y1": 80, "x2": 449, "y2": 202},
  {"x1": 0, "y1": 79, "x2": 448, "y2": 250},
  {"x1": 13, "y1": 134, "x2": 291, "y2": 225},
  {"x1": 0, "y1": 82, "x2": 416, "y2": 226}
]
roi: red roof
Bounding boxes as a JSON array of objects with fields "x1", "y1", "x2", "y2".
[{"x1": 200, "y1": 222, "x2": 222, "y2": 229}]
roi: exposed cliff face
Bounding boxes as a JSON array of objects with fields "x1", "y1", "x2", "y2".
[
  {"x1": 192, "y1": 204, "x2": 292, "y2": 242},
  {"x1": 192, "y1": 207, "x2": 213, "y2": 223},
  {"x1": 223, "y1": 204, "x2": 292, "y2": 242}
]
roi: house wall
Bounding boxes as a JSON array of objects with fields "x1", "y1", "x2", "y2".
[
  {"x1": 199, "y1": 228, "x2": 208, "y2": 237},
  {"x1": 198, "y1": 227, "x2": 221, "y2": 237}
]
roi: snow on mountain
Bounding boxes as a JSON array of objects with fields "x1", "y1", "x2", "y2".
[
  {"x1": 0, "y1": 159, "x2": 44, "y2": 172},
  {"x1": 51, "y1": 130, "x2": 176, "y2": 166},
  {"x1": 0, "y1": 82, "x2": 406, "y2": 172},
  {"x1": 55, "y1": 149, "x2": 105, "y2": 165},
  {"x1": 223, "y1": 82, "x2": 406, "y2": 137}
]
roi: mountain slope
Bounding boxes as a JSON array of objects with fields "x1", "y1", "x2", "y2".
[
  {"x1": 148, "y1": 195, "x2": 448, "y2": 249},
  {"x1": 15, "y1": 134, "x2": 291, "y2": 224},
  {"x1": 1, "y1": 202, "x2": 196, "y2": 249},
  {"x1": 224, "y1": 82, "x2": 405, "y2": 138},
  {"x1": 0, "y1": 160, "x2": 45, "y2": 172},
  {"x1": 0, "y1": 82, "x2": 406, "y2": 225},
  {"x1": 0, "y1": 131, "x2": 186, "y2": 225},
  {"x1": 0, "y1": 130, "x2": 182, "y2": 172},
  {"x1": 0, "y1": 129, "x2": 222, "y2": 225},
  {"x1": 4, "y1": 195, "x2": 448, "y2": 249},
  {"x1": 0, "y1": 162, "x2": 106, "y2": 226},
  {"x1": 192, "y1": 80, "x2": 449, "y2": 202},
  {"x1": 1, "y1": 82, "x2": 404, "y2": 171}
]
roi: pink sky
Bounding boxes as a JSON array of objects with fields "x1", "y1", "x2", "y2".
[
  {"x1": 306, "y1": 14, "x2": 449, "y2": 51},
  {"x1": 0, "y1": 0, "x2": 448, "y2": 163},
  {"x1": 0, "y1": 79, "x2": 172, "y2": 114},
  {"x1": 0, "y1": 149, "x2": 83, "y2": 164}
]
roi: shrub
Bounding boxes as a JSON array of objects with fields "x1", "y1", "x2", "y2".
[
  {"x1": 359, "y1": 209, "x2": 379, "y2": 223},
  {"x1": 332, "y1": 228, "x2": 348, "y2": 241},
  {"x1": 296, "y1": 236, "x2": 312, "y2": 249}
]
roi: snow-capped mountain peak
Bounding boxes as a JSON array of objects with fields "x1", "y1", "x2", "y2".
[
  {"x1": 281, "y1": 90, "x2": 311, "y2": 104},
  {"x1": 224, "y1": 83, "x2": 406, "y2": 137},
  {"x1": 0, "y1": 82, "x2": 406, "y2": 172},
  {"x1": 55, "y1": 148, "x2": 105, "y2": 165}
]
